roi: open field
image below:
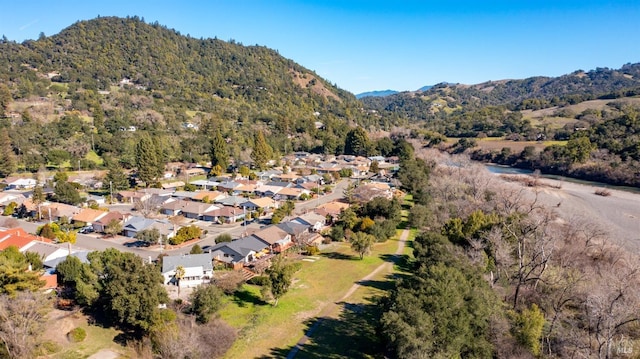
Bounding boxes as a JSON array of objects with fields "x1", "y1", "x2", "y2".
[
  {"x1": 220, "y1": 237, "x2": 402, "y2": 358},
  {"x1": 522, "y1": 97, "x2": 640, "y2": 119},
  {"x1": 295, "y1": 230, "x2": 411, "y2": 359},
  {"x1": 524, "y1": 115, "x2": 577, "y2": 130}
]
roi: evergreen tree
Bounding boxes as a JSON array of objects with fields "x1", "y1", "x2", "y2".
[
  {"x1": 88, "y1": 248, "x2": 169, "y2": 334},
  {"x1": 0, "y1": 129, "x2": 16, "y2": 177},
  {"x1": 210, "y1": 129, "x2": 229, "y2": 172},
  {"x1": 0, "y1": 246, "x2": 45, "y2": 295},
  {"x1": 52, "y1": 181, "x2": 82, "y2": 205},
  {"x1": 344, "y1": 127, "x2": 372, "y2": 156},
  {"x1": 263, "y1": 256, "x2": 298, "y2": 306},
  {"x1": 103, "y1": 162, "x2": 129, "y2": 191},
  {"x1": 252, "y1": 131, "x2": 272, "y2": 170},
  {"x1": 136, "y1": 135, "x2": 162, "y2": 186},
  {"x1": 189, "y1": 284, "x2": 224, "y2": 323},
  {"x1": 0, "y1": 84, "x2": 10, "y2": 119},
  {"x1": 152, "y1": 137, "x2": 166, "y2": 175}
]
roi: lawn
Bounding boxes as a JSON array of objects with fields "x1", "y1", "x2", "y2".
[
  {"x1": 85, "y1": 150, "x2": 104, "y2": 166},
  {"x1": 220, "y1": 238, "x2": 401, "y2": 358},
  {"x1": 295, "y1": 232, "x2": 415, "y2": 359}
]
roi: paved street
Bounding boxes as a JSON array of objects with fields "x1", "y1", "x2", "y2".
[{"x1": 293, "y1": 179, "x2": 350, "y2": 214}]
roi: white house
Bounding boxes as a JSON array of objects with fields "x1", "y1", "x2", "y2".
[{"x1": 162, "y1": 253, "x2": 214, "y2": 287}]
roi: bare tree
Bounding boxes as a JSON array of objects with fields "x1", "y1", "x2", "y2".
[
  {"x1": 133, "y1": 195, "x2": 165, "y2": 217},
  {"x1": 153, "y1": 316, "x2": 236, "y2": 359},
  {"x1": 504, "y1": 208, "x2": 557, "y2": 308},
  {"x1": 213, "y1": 270, "x2": 245, "y2": 295},
  {"x1": 582, "y1": 249, "x2": 640, "y2": 359},
  {"x1": 0, "y1": 291, "x2": 52, "y2": 359}
]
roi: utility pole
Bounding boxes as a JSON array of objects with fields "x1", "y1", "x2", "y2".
[{"x1": 109, "y1": 181, "x2": 113, "y2": 204}]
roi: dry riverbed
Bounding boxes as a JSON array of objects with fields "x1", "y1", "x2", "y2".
[{"x1": 498, "y1": 173, "x2": 640, "y2": 251}]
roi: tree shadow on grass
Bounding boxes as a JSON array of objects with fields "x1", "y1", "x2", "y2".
[
  {"x1": 232, "y1": 287, "x2": 267, "y2": 307},
  {"x1": 262, "y1": 298, "x2": 387, "y2": 359},
  {"x1": 356, "y1": 279, "x2": 395, "y2": 291},
  {"x1": 320, "y1": 251, "x2": 357, "y2": 261},
  {"x1": 379, "y1": 253, "x2": 413, "y2": 272}
]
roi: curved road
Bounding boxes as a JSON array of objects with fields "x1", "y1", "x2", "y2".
[{"x1": 286, "y1": 228, "x2": 409, "y2": 359}]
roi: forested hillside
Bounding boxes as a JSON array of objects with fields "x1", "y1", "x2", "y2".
[
  {"x1": 0, "y1": 16, "x2": 384, "y2": 173},
  {"x1": 358, "y1": 63, "x2": 640, "y2": 187},
  {"x1": 362, "y1": 64, "x2": 640, "y2": 120}
]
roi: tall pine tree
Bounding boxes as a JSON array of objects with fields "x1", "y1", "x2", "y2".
[
  {"x1": 136, "y1": 135, "x2": 162, "y2": 187},
  {"x1": 103, "y1": 162, "x2": 130, "y2": 191},
  {"x1": 344, "y1": 127, "x2": 371, "y2": 157},
  {"x1": 0, "y1": 84, "x2": 10, "y2": 119},
  {"x1": 0, "y1": 129, "x2": 16, "y2": 177},
  {"x1": 252, "y1": 131, "x2": 273, "y2": 170},
  {"x1": 210, "y1": 129, "x2": 229, "y2": 172}
]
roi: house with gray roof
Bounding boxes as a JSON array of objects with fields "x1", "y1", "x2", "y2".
[
  {"x1": 44, "y1": 251, "x2": 91, "y2": 269},
  {"x1": 255, "y1": 169, "x2": 282, "y2": 181},
  {"x1": 215, "y1": 195, "x2": 248, "y2": 207},
  {"x1": 171, "y1": 191, "x2": 200, "y2": 201},
  {"x1": 22, "y1": 241, "x2": 69, "y2": 262},
  {"x1": 122, "y1": 216, "x2": 176, "y2": 239},
  {"x1": 291, "y1": 212, "x2": 327, "y2": 232},
  {"x1": 208, "y1": 236, "x2": 269, "y2": 267},
  {"x1": 122, "y1": 216, "x2": 156, "y2": 237},
  {"x1": 296, "y1": 174, "x2": 323, "y2": 184},
  {"x1": 189, "y1": 179, "x2": 220, "y2": 190},
  {"x1": 161, "y1": 253, "x2": 214, "y2": 287}
]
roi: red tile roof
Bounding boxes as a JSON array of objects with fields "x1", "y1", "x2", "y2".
[{"x1": 0, "y1": 235, "x2": 36, "y2": 250}]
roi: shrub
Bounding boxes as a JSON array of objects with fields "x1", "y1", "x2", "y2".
[
  {"x1": 594, "y1": 188, "x2": 611, "y2": 196},
  {"x1": 306, "y1": 246, "x2": 320, "y2": 256},
  {"x1": 67, "y1": 327, "x2": 87, "y2": 343},
  {"x1": 38, "y1": 341, "x2": 62, "y2": 355},
  {"x1": 215, "y1": 233, "x2": 232, "y2": 243}
]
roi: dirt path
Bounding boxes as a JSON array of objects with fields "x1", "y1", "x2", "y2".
[{"x1": 286, "y1": 229, "x2": 410, "y2": 359}]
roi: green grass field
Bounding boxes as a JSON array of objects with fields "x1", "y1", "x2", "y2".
[{"x1": 220, "y1": 238, "x2": 402, "y2": 358}]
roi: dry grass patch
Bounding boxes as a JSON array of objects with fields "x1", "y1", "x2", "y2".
[{"x1": 42, "y1": 309, "x2": 130, "y2": 358}]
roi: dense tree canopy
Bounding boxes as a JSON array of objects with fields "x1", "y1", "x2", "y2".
[
  {"x1": 210, "y1": 128, "x2": 229, "y2": 171},
  {"x1": 0, "y1": 247, "x2": 45, "y2": 295}
]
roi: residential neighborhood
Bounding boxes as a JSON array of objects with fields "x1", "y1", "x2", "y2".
[{"x1": 0, "y1": 153, "x2": 402, "y2": 298}]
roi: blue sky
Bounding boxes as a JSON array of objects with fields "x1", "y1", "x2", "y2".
[{"x1": 1, "y1": 1, "x2": 639, "y2": 94}]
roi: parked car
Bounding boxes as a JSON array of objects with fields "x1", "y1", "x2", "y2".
[{"x1": 79, "y1": 226, "x2": 94, "y2": 234}]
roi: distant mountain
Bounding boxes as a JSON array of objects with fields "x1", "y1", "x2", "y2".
[
  {"x1": 360, "y1": 65, "x2": 640, "y2": 121},
  {"x1": 356, "y1": 90, "x2": 399, "y2": 99},
  {"x1": 356, "y1": 85, "x2": 436, "y2": 99}
]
